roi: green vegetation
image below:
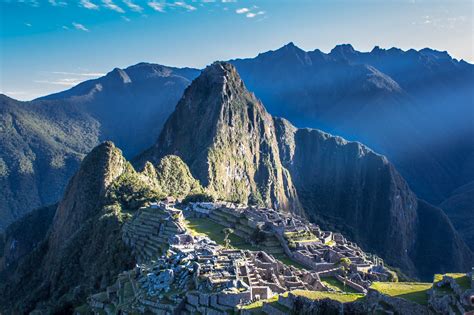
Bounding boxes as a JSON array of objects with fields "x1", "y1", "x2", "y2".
[
  {"x1": 155, "y1": 155, "x2": 204, "y2": 198},
  {"x1": 434, "y1": 273, "x2": 470, "y2": 290},
  {"x1": 272, "y1": 253, "x2": 308, "y2": 270},
  {"x1": 291, "y1": 290, "x2": 365, "y2": 303},
  {"x1": 370, "y1": 282, "x2": 432, "y2": 305},
  {"x1": 185, "y1": 217, "x2": 254, "y2": 250},
  {"x1": 321, "y1": 276, "x2": 359, "y2": 294},
  {"x1": 106, "y1": 164, "x2": 163, "y2": 211}
]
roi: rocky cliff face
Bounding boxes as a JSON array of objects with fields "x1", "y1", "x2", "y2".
[
  {"x1": 273, "y1": 117, "x2": 472, "y2": 278},
  {"x1": 138, "y1": 62, "x2": 301, "y2": 212},
  {"x1": 440, "y1": 181, "x2": 474, "y2": 251}
]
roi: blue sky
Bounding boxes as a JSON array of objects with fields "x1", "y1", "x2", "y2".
[{"x1": 1, "y1": 0, "x2": 472, "y2": 100}]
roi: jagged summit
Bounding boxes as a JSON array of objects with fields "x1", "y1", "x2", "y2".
[{"x1": 138, "y1": 61, "x2": 300, "y2": 212}]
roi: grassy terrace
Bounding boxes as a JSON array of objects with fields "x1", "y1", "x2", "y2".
[
  {"x1": 185, "y1": 217, "x2": 254, "y2": 250},
  {"x1": 241, "y1": 290, "x2": 364, "y2": 311},
  {"x1": 185, "y1": 217, "x2": 306, "y2": 269},
  {"x1": 370, "y1": 282, "x2": 432, "y2": 305},
  {"x1": 321, "y1": 276, "x2": 360, "y2": 293}
]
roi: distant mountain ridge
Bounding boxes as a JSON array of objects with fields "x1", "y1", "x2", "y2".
[
  {"x1": 230, "y1": 43, "x2": 474, "y2": 206},
  {"x1": 0, "y1": 64, "x2": 199, "y2": 230}
]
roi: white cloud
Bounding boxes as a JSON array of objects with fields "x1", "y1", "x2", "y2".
[
  {"x1": 72, "y1": 22, "x2": 89, "y2": 32},
  {"x1": 246, "y1": 10, "x2": 264, "y2": 18},
  {"x1": 174, "y1": 1, "x2": 197, "y2": 11},
  {"x1": 62, "y1": 25, "x2": 70, "y2": 29},
  {"x1": 102, "y1": 0, "x2": 125, "y2": 13},
  {"x1": 148, "y1": 1, "x2": 165, "y2": 12},
  {"x1": 25, "y1": 23, "x2": 32, "y2": 27},
  {"x1": 18, "y1": 0, "x2": 39, "y2": 7},
  {"x1": 48, "y1": 0, "x2": 67, "y2": 6},
  {"x1": 51, "y1": 71, "x2": 105, "y2": 76},
  {"x1": 79, "y1": 0, "x2": 99, "y2": 10},
  {"x1": 236, "y1": 7, "x2": 248, "y2": 14},
  {"x1": 122, "y1": 16, "x2": 131, "y2": 21},
  {"x1": 123, "y1": 0, "x2": 143, "y2": 12},
  {"x1": 34, "y1": 79, "x2": 84, "y2": 86},
  {"x1": 222, "y1": 0, "x2": 236, "y2": 2}
]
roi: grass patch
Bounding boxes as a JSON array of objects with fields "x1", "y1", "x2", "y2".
[
  {"x1": 370, "y1": 282, "x2": 432, "y2": 305},
  {"x1": 321, "y1": 276, "x2": 360, "y2": 293},
  {"x1": 434, "y1": 273, "x2": 470, "y2": 291},
  {"x1": 185, "y1": 218, "x2": 254, "y2": 250},
  {"x1": 241, "y1": 294, "x2": 279, "y2": 309},
  {"x1": 291, "y1": 290, "x2": 365, "y2": 303},
  {"x1": 272, "y1": 253, "x2": 309, "y2": 270}
]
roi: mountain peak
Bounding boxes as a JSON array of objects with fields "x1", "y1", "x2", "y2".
[
  {"x1": 330, "y1": 43, "x2": 356, "y2": 55},
  {"x1": 46, "y1": 141, "x2": 127, "y2": 257}
]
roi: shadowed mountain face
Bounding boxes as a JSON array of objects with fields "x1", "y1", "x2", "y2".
[
  {"x1": 139, "y1": 62, "x2": 472, "y2": 279},
  {"x1": 440, "y1": 181, "x2": 474, "y2": 251},
  {"x1": 230, "y1": 43, "x2": 474, "y2": 206},
  {"x1": 0, "y1": 64, "x2": 199, "y2": 230}
]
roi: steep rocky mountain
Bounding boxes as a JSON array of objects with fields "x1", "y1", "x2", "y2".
[
  {"x1": 138, "y1": 62, "x2": 301, "y2": 212},
  {"x1": 230, "y1": 43, "x2": 474, "y2": 206},
  {"x1": 440, "y1": 181, "x2": 474, "y2": 251},
  {"x1": 138, "y1": 62, "x2": 472, "y2": 279},
  {"x1": 273, "y1": 118, "x2": 472, "y2": 279},
  {"x1": 0, "y1": 141, "x2": 204, "y2": 313},
  {"x1": 0, "y1": 64, "x2": 199, "y2": 230}
]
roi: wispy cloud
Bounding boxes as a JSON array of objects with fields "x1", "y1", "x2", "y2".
[
  {"x1": 17, "y1": 0, "x2": 39, "y2": 7},
  {"x1": 222, "y1": 0, "x2": 236, "y2": 2},
  {"x1": 79, "y1": 0, "x2": 99, "y2": 10},
  {"x1": 173, "y1": 1, "x2": 196, "y2": 11},
  {"x1": 72, "y1": 22, "x2": 89, "y2": 32},
  {"x1": 51, "y1": 71, "x2": 105, "y2": 76},
  {"x1": 48, "y1": 0, "x2": 67, "y2": 6},
  {"x1": 123, "y1": 0, "x2": 143, "y2": 12},
  {"x1": 34, "y1": 78, "x2": 84, "y2": 86},
  {"x1": 148, "y1": 1, "x2": 165, "y2": 12},
  {"x1": 102, "y1": 0, "x2": 124, "y2": 13},
  {"x1": 236, "y1": 6, "x2": 265, "y2": 19},
  {"x1": 25, "y1": 22, "x2": 32, "y2": 27},
  {"x1": 236, "y1": 7, "x2": 249, "y2": 14}
]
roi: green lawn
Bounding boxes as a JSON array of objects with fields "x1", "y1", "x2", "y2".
[
  {"x1": 370, "y1": 282, "x2": 432, "y2": 305},
  {"x1": 185, "y1": 217, "x2": 254, "y2": 250},
  {"x1": 291, "y1": 290, "x2": 365, "y2": 303},
  {"x1": 321, "y1": 276, "x2": 360, "y2": 293}
]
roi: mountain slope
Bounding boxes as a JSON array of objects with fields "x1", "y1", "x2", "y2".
[
  {"x1": 440, "y1": 181, "x2": 474, "y2": 251},
  {"x1": 138, "y1": 62, "x2": 472, "y2": 279},
  {"x1": 0, "y1": 64, "x2": 199, "y2": 230},
  {"x1": 274, "y1": 117, "x2": 472, "y2": 279},
  {"x1": 0, "y1": 94, "x2": 99, "y2": 230},
  {"x1": 230, "y1": 43, "x2": 474, "y2": 205},
  {"x1": 138, "y1": 62, "x2": 301, "y2": 212},
  {"x1": 0, "y1": 140, "x2": 207, "y2": 313}
]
